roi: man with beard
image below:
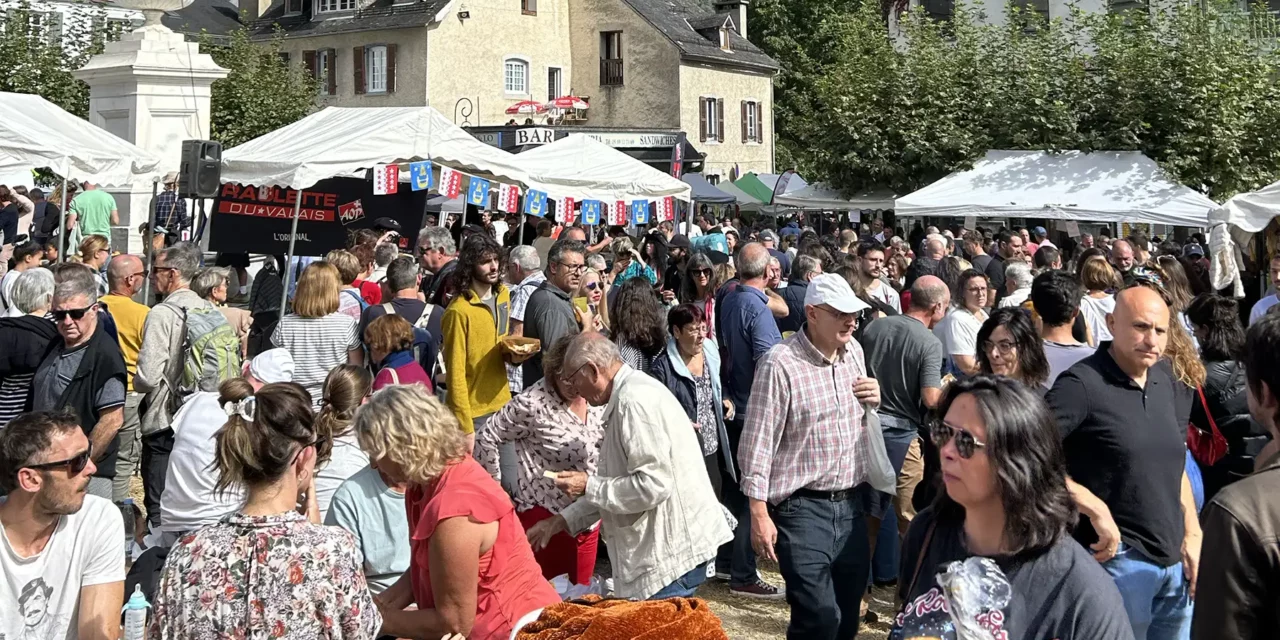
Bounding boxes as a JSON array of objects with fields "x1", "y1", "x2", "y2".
[
  {"x1": 856, "y1": 241, "x2": 900, "y2": 313},
  {"x1": 0, "y1": 411, "x2": 125, "y2": 639},
  {"x1": 441, "y1": 234, "x2": 513, "y2": 458}
]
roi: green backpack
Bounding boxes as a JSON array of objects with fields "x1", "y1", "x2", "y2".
[{"x1": 179, "y1": 305, "x2": 243, "y2": 394}]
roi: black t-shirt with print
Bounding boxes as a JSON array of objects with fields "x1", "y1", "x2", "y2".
[{"x1": 891, "y1": 508, "x2": 1134, "y2": 640}]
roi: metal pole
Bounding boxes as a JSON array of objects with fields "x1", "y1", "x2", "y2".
[
  {"x1": 143, "y1": 179, "x2": 159, "y2": 302},
  {"x1": 278, "y1": 187, "x2": 304, "y2": 315},
  {"x1": 57, "y1": 174, "x2": 68, "y2": 263}
]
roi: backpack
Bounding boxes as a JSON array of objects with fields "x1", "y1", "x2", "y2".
[
  {"x1": 383, "y1": 302, "x2": 441, "y2": 378},
  {"x1": 343, "y1": 289, "x2": 369, "y2": 312},
  {"x1": 178, "y1": 305, "x2": 243, "y2": 394}
]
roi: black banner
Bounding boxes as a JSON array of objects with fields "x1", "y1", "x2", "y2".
[{"x1": 208, "y1": 177, "x2": 428, "y2": 256}]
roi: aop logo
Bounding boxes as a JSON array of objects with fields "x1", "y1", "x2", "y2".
[{"x1": 338, "y1": 199, "x2": 365, "y2": 225}]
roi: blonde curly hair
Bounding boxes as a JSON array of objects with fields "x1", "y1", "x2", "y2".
[{"x1": 354, "y1": 385, "x2": 466, "y2": 485}]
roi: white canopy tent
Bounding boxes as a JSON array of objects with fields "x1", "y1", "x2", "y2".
[
  {"x1": 895, "y1": 150, "x2": 1217, "y2": 226},
  {"x1": 773, "y1": 182, "x2": 898, "y2": 211},
  {"x1": 514, "y1": 134, "x2": 692, "y2": 203},
  {"x1": 1211, "y1": 181, "x2": 1280, "y2": 234},
  {"x1": 0, "y1": 92, "x2": 163, "y2": 187},
  {"x1": 1203, "y1": 182, "x2": 1280, "y2": 297}
]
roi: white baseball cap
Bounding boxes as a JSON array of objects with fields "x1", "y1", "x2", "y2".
[
  {"x1": 249, "y1": 348, "x2": 295, "y2": 384},
  {"x1": 804, "y1": 273, "x2": 870, "y2": 314}
]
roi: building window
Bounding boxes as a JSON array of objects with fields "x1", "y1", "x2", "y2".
[
  {"x1": 547, "y1": 67, "x2": 562, "y2": 101},
  {"x1": 505, "y1": 59, "x2": 529, "y2": 94},
  {"x1": 699, "y1": 97, "x2": 723, "y2": 143},
  {"x1": 285, "y1": 0, "x2": 305, "y2": 15},
  {"x1": 1108, "y1": 0, "x2": 1147, "y2": 14},
  {"x1": 600, "y1": 31, "x2": 623, "y2": 86},
  {"x1": 306, "y1": 49, "x2": 335, "y2": 95},
  {"x1": 365, "y1": 45, "x2": 387, "y2": 93},
  {"x1": 278, "y1": 51, "x2": 290, "y2": 65},
  {"x1": 921, "y1": 0, "x2": 954, "y2": 21},
  {"x1": 29, "y1": 10, "x2": 63, "y2": 46},
  {"x1": 522, "y1": 0, "x2": 537, "y2": 15},
  {"x1": 316, "y1": 0, "x2": 356, "y2": 14},
  {"x1": 741, "y1": 101, "x2": 762, "y2": 143},
  {"x1": 719, "y1": 28, "x2": 731, "y2": 51}
]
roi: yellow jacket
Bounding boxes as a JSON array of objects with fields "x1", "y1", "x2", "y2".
[{"x1": 442, "y1": 284, "x2": 513, "y2": 431}]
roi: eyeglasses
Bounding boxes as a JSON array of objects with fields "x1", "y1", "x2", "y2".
[
  {"x1": 128, "y1": 270, "x2": 148, "y2": 279},
  {"x1": 51, "y1": 306, "x2": 94, "y2": 321},
  {"x1": 816, "y1": 305, "x2": 858, "y2": 322},
  {"x1": 930, "y1": 421, "x2": 987, "y2": 459},
  {"x1": 981, "y1": 340, "x2": 1016, "y2": 355},
  {"x1": 25, "y1": 444, "x2": 93, "y2": 475},
  {"x1": 584, "y1": 282, "x2": 600, "y2": 291},
  {"x1": 152, "y1": 266, "x2": 178, "y2": 276},
  {"x1": 556, "y1": 262, "x2": 586, "y2": 274}
]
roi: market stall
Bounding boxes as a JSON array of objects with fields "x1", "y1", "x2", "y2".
[
  {"x1": 1206, "y1": 181, "x2": 1280, "y2": 297},
  {"x1": 682, "y1": 173, "x2": 735, "y2": 204},
  {"x1": 773, "y1": 183, "x2": 897, "y2": 212},
  {"x1": 513, "y1": 134, "x2": 692, "y2": 203}
]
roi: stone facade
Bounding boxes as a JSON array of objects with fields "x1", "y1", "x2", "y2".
[{"x1": 678, "y1": 62, "x2": 772, "y2": 179}]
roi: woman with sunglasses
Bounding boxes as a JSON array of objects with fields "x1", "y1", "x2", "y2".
[
  {"x1": 151, "y1": 379, "x2": 383, "y2": 639},
  {"x1": 678, "y1": 251, "x2": 720, "y2": 341},
  {"x1": 975, "y1": 307, "x2": 1050, "y2": 390},
  {"x1": 575, "y1": 267, "x2": 610, "y2": 334},
  {"x1": 892, "y1": 376, "x2": 1132, "y2": 640}
]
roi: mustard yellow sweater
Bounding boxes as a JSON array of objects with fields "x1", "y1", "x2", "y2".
[{"x1": 441, "y1": 285, "x2": 513, "y2": 431}]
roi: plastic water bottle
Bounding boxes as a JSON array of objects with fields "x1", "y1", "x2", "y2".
[{"x1": 122, "y1": 584, "x2": 150, "y2": 640}]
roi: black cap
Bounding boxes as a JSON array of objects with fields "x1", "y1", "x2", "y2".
[
  {"x1": 705, "y1": 249, "x2": 730, "y2": 265},
  {"x1": 373, "y1": 217, "x2": 401, "y2": 232},
  {"x1": 669, "y1": 234, "x2": 692, "y2": 250}
]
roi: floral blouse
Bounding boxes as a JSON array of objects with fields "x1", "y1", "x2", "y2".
[
  {"x1": 150, "y1": 511, "x2": 382, "y2": 640},
  {"x1": 475, "y1": 378, "x2": 606, "y2": 514},
  {"x1": 692, "y1": 366, "x2": 719, "y2": 457}
]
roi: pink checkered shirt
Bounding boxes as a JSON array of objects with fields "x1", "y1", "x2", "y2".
[{"x1": 738, "y1": 329, "x2": 871, "y2": 505}]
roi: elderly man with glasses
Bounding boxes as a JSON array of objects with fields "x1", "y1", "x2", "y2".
[
  {"x1": 98, "y1": 254, "x2": 150, "y2": 504},
  {"x1": 520, "y1": 238, "x2": 594, "y2": 387},
  {"x1": 27, "y1": 267, "x2": 127, "y2": 500}
]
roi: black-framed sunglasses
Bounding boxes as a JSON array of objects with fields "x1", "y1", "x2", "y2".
[
  {"x1": 930, "y1": 421, "x2": 987, "y2": 459},
  {"x1": 25, "y1": 444, "x2": 93, "y2": 475},
  {"x1": 584, "y1": 282, "x2": 600, "y2": 291},
  {"x1": 292, "y1": 437, "x2": 322, "y2": 463},
  {"x1": 51, "y1": 305, "x2": 94, "y2": 321},
  {"x1": 692, "y1": 268, "x2": 712, "y2": 277}
]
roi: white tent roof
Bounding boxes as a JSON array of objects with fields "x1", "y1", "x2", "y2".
[
  {"x1": 774, "y1": 182, "x2": 897, "y2": 211},
  {"x1": 514, "y1": 134, "x2": 691, "y2": 202},
  {"x1": 895, "y1": 150, "x2": 1217, "y2": 226},
  {"x1": 0, "y1": 92, "x2": 162, "y2": 187},
  {"x1": 221, "y1": 106, "x2": 538, "y2": 190},
  {"x1": 1210, "y1": 181, "x2": 1280, "y2": 233}
]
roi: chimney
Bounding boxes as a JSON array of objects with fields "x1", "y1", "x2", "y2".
[{"x1": 713, "y1": 0, "x2": 748, "y2": 38}]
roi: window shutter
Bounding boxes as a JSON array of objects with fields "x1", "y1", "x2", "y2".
[
  {"x1": 303, "y1": 50, "x2": 316, "y2": 77},
  {"x1": 699, "y1": 98, "x2": 707, "y2": 142},
  {"x1": 386, "y1": 43, "x2": 397, "y2": 94},
  {"x1": 325, "y1": 49, "x2": 337, "y2": 95},
  {"x1": 756, "y1": 102, "x2": 764, "y2": 142},
  {"x1": 353, "y1": 46, "x2": 365, "y2": 95},
  {"x1": 740, "y1": 101, "x2": 747, "y2": 143},
  {"x1": 716, "y1": 98, "x2": 724, "y2": 143}
]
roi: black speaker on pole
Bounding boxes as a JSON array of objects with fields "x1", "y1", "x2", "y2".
[{"x1": 178, "y1": 140, "x2": 222, "y2": 198}]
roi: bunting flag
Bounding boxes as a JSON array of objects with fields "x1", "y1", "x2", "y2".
[
  {"x1": 409, "y1": 161, "x2": 433, "y2": 191},
  {"x1": 372, "y1": 164, "x2": 399, "y2": 195},
  {"x1": 609, "y1": 200, "x2": 628, "y2": 225},
  {"x1": 581, "y1": 199, "x2": 602, "y2": 225},
  {"x1": 655, "y1": 196, "x2": 675, "y2": 222},
  {"x1": 495, "y1": 183, "x2": 521, "y2": 213},
  {"x1": 438, "y1": 166, "x2": 462, "y2": 199},
  {"x1": 467, "y1": 177, "x2": 492, "y2": 208},
  {"x1": 631, "y1": 199, "x2": 650, "y2": 225},
  {"x1": 555, "y1": 197, "x2": 577, "y2": 224},
  {"x1": 524, "y1": 189, "x2": 549, "y2": 217}
]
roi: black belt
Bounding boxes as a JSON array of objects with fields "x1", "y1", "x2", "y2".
[{"x1": 791, "y1": 487, "x2": 855, "y2": 502}]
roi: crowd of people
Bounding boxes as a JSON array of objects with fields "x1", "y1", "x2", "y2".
[{"x1": 5, "y1": 197, "x2": 1280, "y2": 640}]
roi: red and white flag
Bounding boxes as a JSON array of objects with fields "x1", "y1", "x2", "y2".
[
  {"x1": 609, "y1": 200, "x2": 628, "y2": 225},
  {"x1": 373, "y1": 164, "x2": 399, "y2": 195},
  {"x1": 496, "y1": 183, "x2": 521, "y2": 213},
  {"x1": 438, "y1": 166, "x2": 462, "y2": 199},
  {"x1": 655, "y1": 197, "x2": 675, "y2": 222},
  {"x1": 555, "y1": 197, "x2": 577, "y2": 224}
]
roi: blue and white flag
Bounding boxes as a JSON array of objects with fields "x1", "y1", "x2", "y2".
[
  {"x1": 467, "y1": 176, "x2": 491, "y2": 208},
  {"x1": 631, "y1": 199, "x2": 650, "y2": 225},
  {"x1": 581, "y1": 199, "x2": 602, "y2": 225},
  {"x1": 524, "y1": 189, "x2": 549, "y2": 217},
  {"x1": 409, "y1": 161, "x2": 433, "y2": 191}
]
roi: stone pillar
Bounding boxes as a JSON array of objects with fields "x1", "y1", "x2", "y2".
[{"x1": 73, "y1": 23, "x2": 228, "y2": 253}]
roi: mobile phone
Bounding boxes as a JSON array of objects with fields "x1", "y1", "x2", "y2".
[{"x1": 572, "y1": 297, "x2": 590, "y2": 314}]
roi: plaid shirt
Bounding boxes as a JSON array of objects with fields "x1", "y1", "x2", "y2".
[
  {"x1": 738, "y1": 329, "x2": 871, "y2": 505},
  {"x1": 153, "y1": 190, "x2": 187, "y2": 231}
]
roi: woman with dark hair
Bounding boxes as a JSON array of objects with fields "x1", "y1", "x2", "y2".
[
  {"x1": 893, "y1": 376, "x2": 1131, "y2": 639},
  {"x1": 611, "y1": 277, "x2": 667, "y2": 374},
  {"x1": 1186, "y1": 294, "x2": 1269, "y2": 500},
  {"x1": 976, "y1": 307, "x2": 1050, "y2": 389}
]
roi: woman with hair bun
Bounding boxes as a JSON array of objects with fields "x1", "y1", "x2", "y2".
[{"x1": 150, "y1": 379, "x2": 382, "y2": 640}]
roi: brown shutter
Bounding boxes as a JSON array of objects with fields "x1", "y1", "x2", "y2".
[
  {"x1": 698, "y1": 98, "x2": 707, "y2": 142},
  {"x1": 325, "y1": 49, "x2": 336, "y2": 95},
  {"x1": 353, "y1": 46, "x2": 365, "y2": 95},
  {"x1": 303, "y1": 50, "x2": 316, "y2": 78},
  {"x1": 386, "y1": 43, "x2": 397, "y2": 94},
  {"x1": 740, "y1": 101, "x2": 747, "y2": 143},
  {"x1": 716, "y1": 98, "x2": 725, "y2": 142},
  {"x1": 757, "y1": 102, "x2": 765, "y2": 142}
]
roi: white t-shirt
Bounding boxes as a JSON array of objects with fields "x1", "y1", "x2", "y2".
[
  {"x1": 314, "y1": 432, "x2": 371, "y2": 522},
  {"x1": 934, "y1": 307, "x2": 984, "y2": 375},
  {"x1": 1043, "y1": 340, "x2": 1096, "y2": 389},
  {"x1": 866, "y1": 279, "x2": 901, "y2": 313},
  {"x1": 0, "y1": 268, "x2": 19, "y2": 313},
  {"x1": 1, "y1": 495, "x2": 125, "y2": 640},
  {"x1": 161, "y1": 391, "x2": 246, "y2": 533},
  {"x1": 1250, "y1": 294, "x2": 1278, "y2": 326},
  {"x1": 1078, "y1": 294, "x2": 1116, "y2": 346}
]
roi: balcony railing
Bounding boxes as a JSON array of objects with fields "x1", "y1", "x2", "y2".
[{"x1": 600, "y1": 58, "x2": 624, "y2": 86}]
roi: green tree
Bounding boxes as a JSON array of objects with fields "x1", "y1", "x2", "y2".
[
  {"x1": 0, "y1": 1, "x2": 113, "y2": 117},
  {"x1": 204, "y1": 29, "x2": 318, "y2": 148}
]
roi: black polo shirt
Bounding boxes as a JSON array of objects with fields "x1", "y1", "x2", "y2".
[{"x1": 1046, "y1": 343, "x2": 1186, "y2": 567}]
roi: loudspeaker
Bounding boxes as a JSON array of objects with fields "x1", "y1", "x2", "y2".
[{"x1": 178, "y1": 140, "x2": 222, "y2": 199}]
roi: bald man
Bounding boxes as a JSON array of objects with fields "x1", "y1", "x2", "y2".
[
  {"x1": 1110, "y1": 239, "x2": 1136, "y2": 274},
  {"x1": 1047, "y1": 286, "x2": 1200, "y2": 640},
  {"x1": 99, "y1": 254, "x2": 151, "y2": 502}
]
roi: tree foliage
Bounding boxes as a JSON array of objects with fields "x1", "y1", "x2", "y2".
[
  {"x1": 0, "y1": 1, "x2": 122, "y2": 117},
  {"x1": 204, "y1": 29, "x2": 318, "y2": 148},
  {"x1": 750, "y1": 0, "x2": 1280, "y2": 199}
]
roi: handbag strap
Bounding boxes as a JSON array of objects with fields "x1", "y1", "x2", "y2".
[
  {"x1": 906, "y1": 520, "x2": 938, "y2": 599},
  {"x1": 388, "y1": 367, "x2": 400, "y2": 385},
  {"x1": 1196, "y1": 386, "x2": 1221, "y2": 437}
]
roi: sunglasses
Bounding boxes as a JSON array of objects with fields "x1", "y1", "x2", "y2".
[
  {"x1": 584, "y1": 282, "x2": 600, "y2": 291},
  {"x1": 51, "y1": 306, "x2": 94, "y2": 321},
  {"x1": 931, "y1": 421, "x2": 987, "y2": 459},
  {"x1": 692, "y1": 268, "x2": 712, "y2": 277},
  {"x1": 26, "y1": 444, "x2": 93, "y2": 475}
]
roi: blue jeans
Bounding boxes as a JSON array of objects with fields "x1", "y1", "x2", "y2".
[
  {"x1": 1101, "y1": 543, "x2": 1192, "y2": 640},
  {"x1": 715, "y1": 418, "x2": 758, "y2": 586},
  {"x1": 649, "y1": 562, "x2": 708, "y2": 599},
  {"x1": 771, "y1": 485, "x2": 875, "y2": 640},
  {"x1": 1185, "y1": 451, "x2": 1204, "y2": 513},
  {"x1": 871, "y1": 417, "x2": 919, "y2": 583}
]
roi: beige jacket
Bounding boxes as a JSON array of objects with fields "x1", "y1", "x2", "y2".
[{"x1": 561, "y1": 365, "x2": 732, "y2": 600}]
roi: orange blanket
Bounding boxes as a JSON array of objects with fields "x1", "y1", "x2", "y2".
[{"x1": 516, "y1": 595, "x2": 729, "y2": 640}]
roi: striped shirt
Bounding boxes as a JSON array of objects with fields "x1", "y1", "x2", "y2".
[
  {"x1": 272, "y1": 312, "x2": 360, "y2": 409},
  {"x1": 0, "y1": 372, "x2": 31, "y2": 426},
  {"x1": 738, "y1": 328, "x2": 871, "y2": 505}
]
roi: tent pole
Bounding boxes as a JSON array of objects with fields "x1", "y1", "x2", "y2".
[
  {"x1": 57, "y1": 173, "x2": 68, "y2": 263},
  {"x1": 279, "y1": 188, "x2": 303, "y2": 315},
  {"x1": 143, "y1": 179, "x2": 159, "y2": 303}
]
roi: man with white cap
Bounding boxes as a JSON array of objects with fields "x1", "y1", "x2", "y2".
[
  {"x1": 156, "y1": 348, "x2": 295, "y2": 541},
  {"x1": 152, "y1": 172, "x2": 187, "y2": 236},
  {"x1": 738, "y1": 272, "x2": 883, "y2": 640}
]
